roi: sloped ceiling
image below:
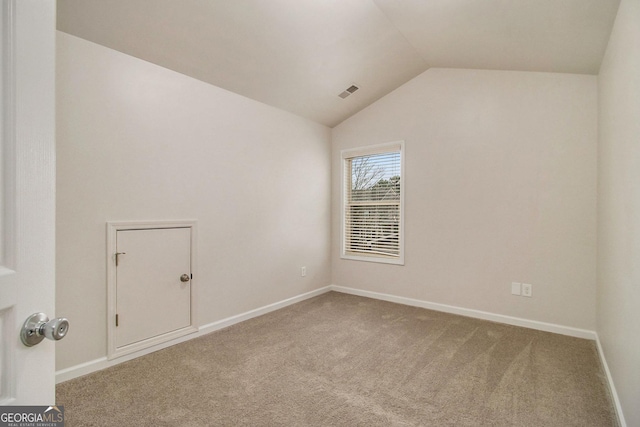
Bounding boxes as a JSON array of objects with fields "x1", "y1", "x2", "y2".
[{"x1": 57, "y1": 0, "x2": 620, "y2": 127}]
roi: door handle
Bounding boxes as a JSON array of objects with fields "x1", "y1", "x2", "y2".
[
  {"x1": 21, "y1": 313, "x2": 69, "y2": 347},
  {"x1": 180, "y1": 274, "x2": 190, "y2": 282}
]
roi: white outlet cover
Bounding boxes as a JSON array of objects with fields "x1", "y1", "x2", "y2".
[
  {"x1": 522, "y1": 283, "x2": 532, "y2": 297},
  {"x1": 511, "y1": 282, "x2": 521, "y2": 295}
]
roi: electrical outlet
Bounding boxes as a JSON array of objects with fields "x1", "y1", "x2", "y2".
[
  {"x1": 511, "y1": 282, "x2": 522, "y2": 296},
  {"x1": 301, "y1": 266, "x2": 306, "y2": 277},
  {"x1": 522, "y1": 283, "x2": 532, "y2": 297}
]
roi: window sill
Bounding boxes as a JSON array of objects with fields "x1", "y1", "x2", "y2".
[{"x1": 341, "y1": 253, "x2": 404, "y2": 266}]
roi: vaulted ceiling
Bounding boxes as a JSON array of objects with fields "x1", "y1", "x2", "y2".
[{"x1": 57, "y1": 0, "x2": 620, "y2": 127}]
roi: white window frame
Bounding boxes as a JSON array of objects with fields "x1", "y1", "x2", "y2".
[{"x1": 341, "y1": 141, "x2": 405, "y2": 265}]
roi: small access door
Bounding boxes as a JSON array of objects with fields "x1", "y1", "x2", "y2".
[{"x1": 108, "y1": 222, "x2": 197, "y2": 359}]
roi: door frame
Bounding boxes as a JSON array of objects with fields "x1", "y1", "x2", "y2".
[
  {"x1": 0, "y1": 0, "x2": 17, "y2": 402},
  {"x1": 106, "y1": 220, "x2": 198, "y2": 360}
]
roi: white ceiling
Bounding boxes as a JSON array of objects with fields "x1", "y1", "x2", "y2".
[{"x1": 57, "y1": 0, "x2": 620, "y2": 127}]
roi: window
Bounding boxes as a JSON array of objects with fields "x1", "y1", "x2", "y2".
[{"x1": 342, "y1": 141, "x2": 404, "y2": 265}]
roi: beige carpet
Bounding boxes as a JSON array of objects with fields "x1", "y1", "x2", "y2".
[{"x1": 57, "y1": 292, "x2": 617, "y2": 426}]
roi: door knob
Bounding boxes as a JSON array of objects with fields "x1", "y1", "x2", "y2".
[
  {"x1": 180, "y1": 274, "x2": 190, "y2": 282},
  {"x1": 21, "y1": 313, "x2": 69, "y2": 347}
]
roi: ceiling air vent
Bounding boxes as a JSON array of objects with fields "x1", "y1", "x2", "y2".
[{"x1": 338, "y1": 84, "x2": 359, "y2": 99}]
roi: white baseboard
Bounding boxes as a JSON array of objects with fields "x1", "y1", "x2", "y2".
[
  {"x1": 595, "y1": 334, "x2": 627, "y2": 427},
  {"x1": 329, "y1": 285, "x2": 597, "y2": 340},
  {"x1": 197, "y1": 286, "x2": 329, "y2": 336},
  {"x1": 56, "y1": 356, "x2": 109, "y2": 384},
  {"x1": 58, "y1": 284, "x2": 598, "y2": 383},
  {"x1": 56, "y1": 286, "x2": 331, "y2": 384}
]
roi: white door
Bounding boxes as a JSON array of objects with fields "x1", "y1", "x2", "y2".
[
  {"x1": 0, "y1": 0, "x2": 57, "y2": 405},
  {"x1": 115, "y1": 228, "x2": 192, "y2": 349}
]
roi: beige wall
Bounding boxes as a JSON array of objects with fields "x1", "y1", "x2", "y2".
[
  {"x1": 56, "y1": 32, "x2": 331, "y2": 370},
  {"x1": 597, "y1": 0, "x2": 640, "y2": 424},
  {"x1": 332, "y1": 68, "x2": 598, "y2": 330}
]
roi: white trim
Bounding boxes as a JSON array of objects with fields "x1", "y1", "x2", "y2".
[
  {"x1": 341, "y1": 141, "x2": 403, "y2": 159},
  {"x1": 0, "y1": 0, "x2": 16, "y2": 398},
  {"x1": 340, "y1": 255, "x2": 404, "y2": 265},
  {"x1": 329, "y1": 285, "x2": 597, "y2": 340},
  {"x1": 1, "y1": 0, "x2": 17, "y2": 271},
  {"x1": 56, "y1": 286, "x2": 331, "y2": 383},
  {"x1": 196, "y1": 286, "x2": 328, "y2": 335},
  {"x1": 595, "y1": 334, "x2": 627, "y2": 427},
  {"x1": 106, "y1": 220, "x2": 199, "y2": 360},
  {"x1": 55, "y1": 356, "x2": 109, "y2": 384}
]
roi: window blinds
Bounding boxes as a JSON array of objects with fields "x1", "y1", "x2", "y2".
[{"x1": 344, "y1": 146, "x2": 402, "y2": 259}]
